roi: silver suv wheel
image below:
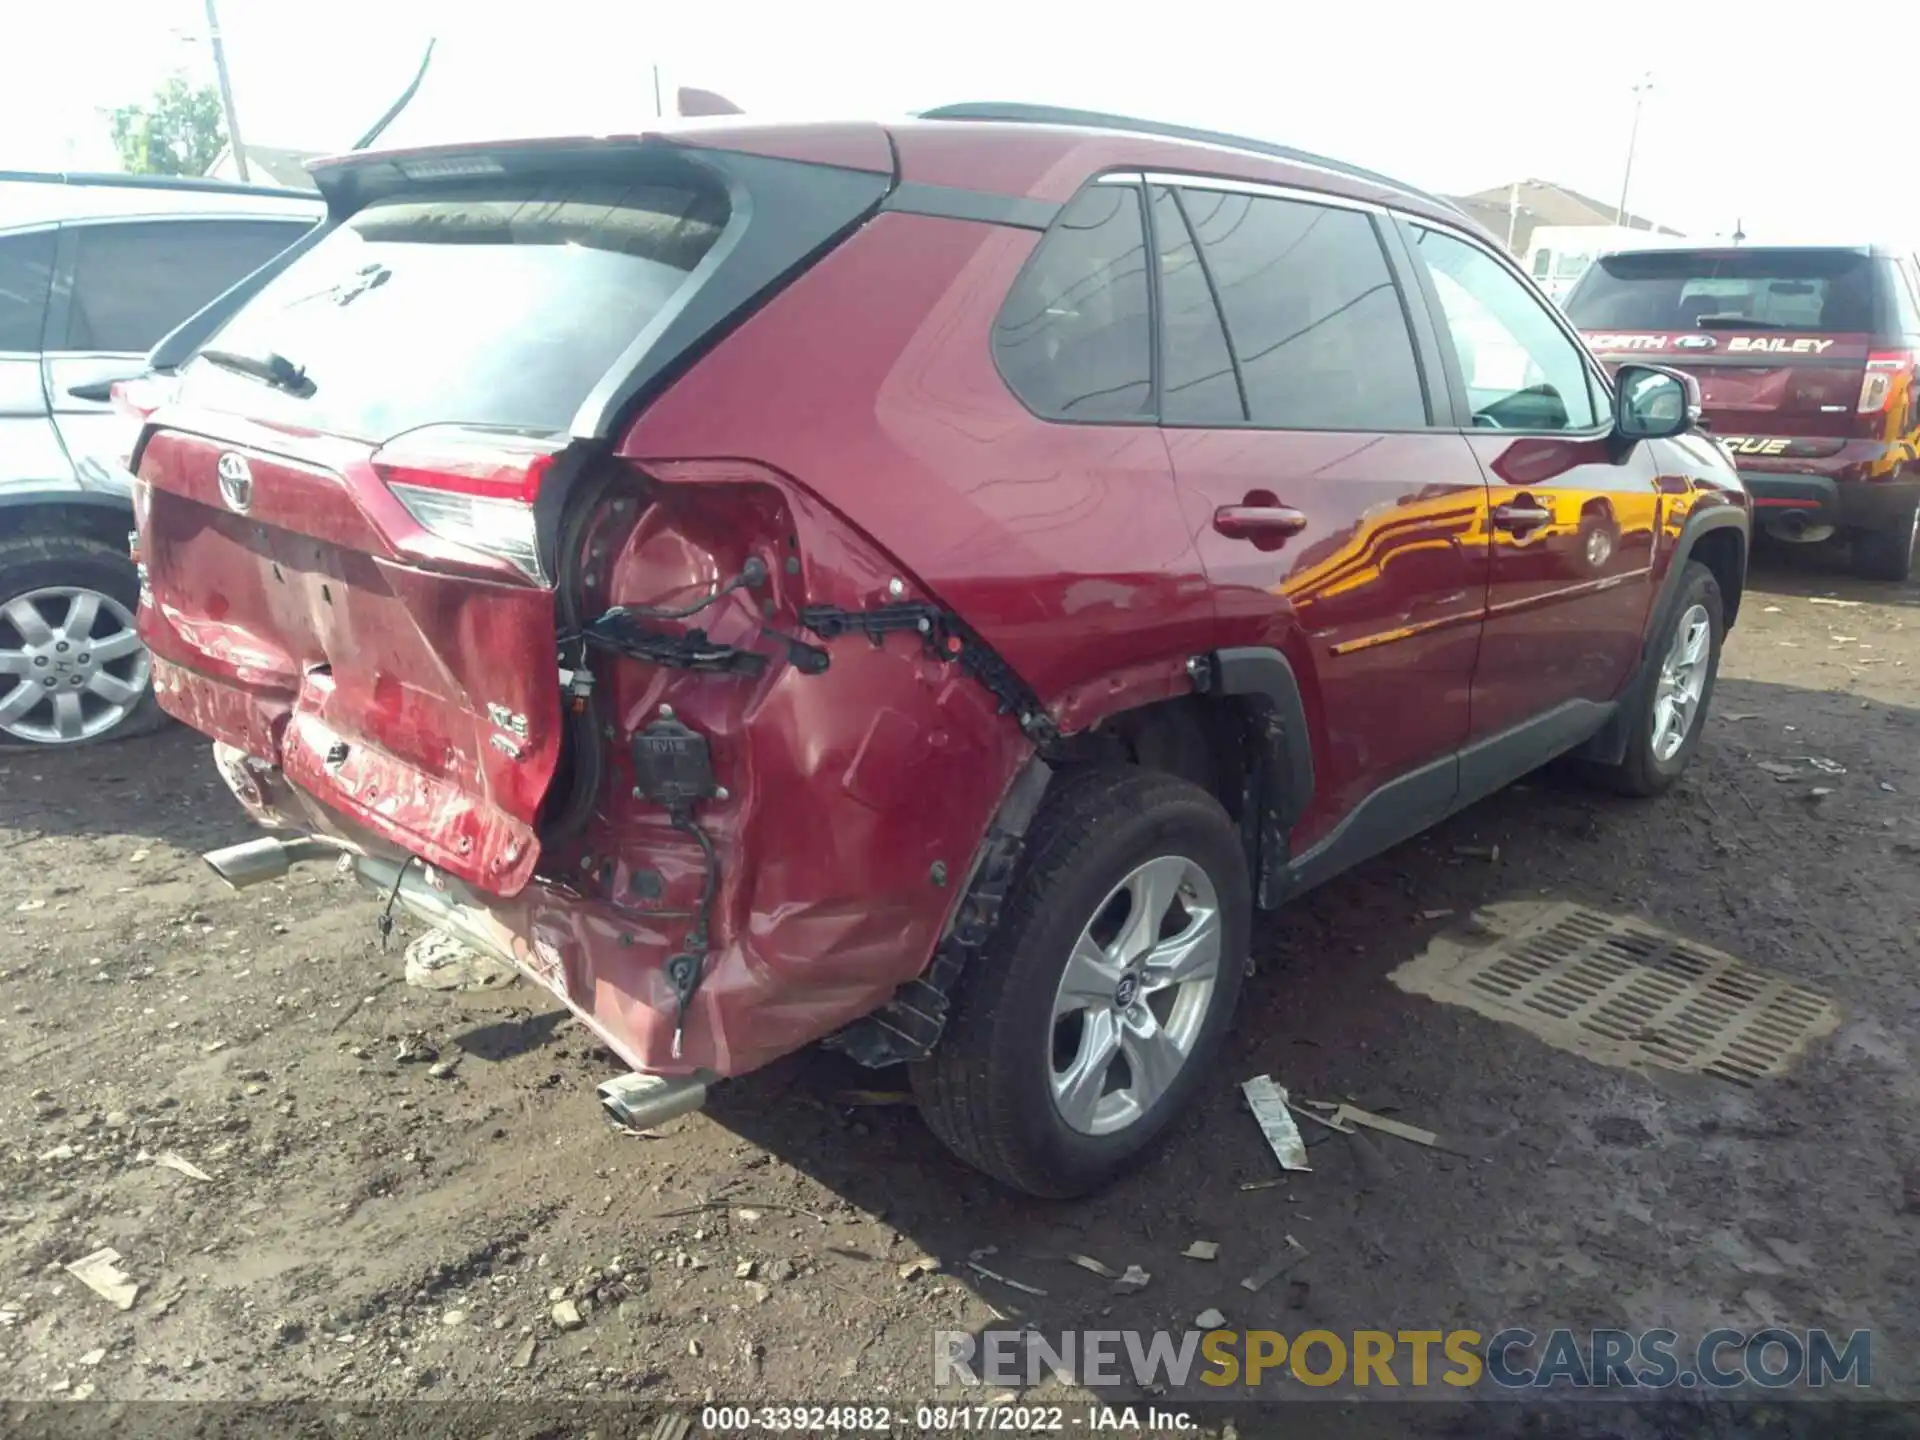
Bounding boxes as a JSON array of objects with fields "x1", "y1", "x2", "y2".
[
  {"x1": 0, "y1": 586, "x2": 151, "y2": 744},
  {"x1": 1049, "y1": 853, "x2": 1222, "y2": 1137},
  {"x1": 1650, "y1": 601, "x2": 1710, "y2": 763}
]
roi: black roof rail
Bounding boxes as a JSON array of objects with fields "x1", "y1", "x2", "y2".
[
  {"x1": 0, "y1": 169, "x2": 316, "y2": 201},
  {"x1": 915, "y1": 103, "x2": 1452, "y2": 210}
]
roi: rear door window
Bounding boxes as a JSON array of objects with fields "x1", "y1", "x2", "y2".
[
  {"x1": 180, "y1": 178, "x2": 729, "y2": 441},
  {"x1": 63, "y1": 219, "x2": 311, "y2": 353},
  {"x1": 0, "y1": 230, "x2": 56, "y2": 352},
  {"x1": 1566, "y1": 249, "x2": 1878, "y2": 333},
  {"x1": 993, "y1": 184, "x2": 1153, "y2": 421},
  {"x1": 1149, "y1": 186, "x2": 1242, "y2": 425},
  {"x1": 1179, "y1": 188, "x2": 1428, "y2": 431}
]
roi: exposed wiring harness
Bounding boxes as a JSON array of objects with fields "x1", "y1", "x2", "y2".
[
  {"x1": 568, "y1": 554, "x2": 827, "y2": 677},
  {"x1": 618, "y1": 555, "x2": 767, "y2": 620}
]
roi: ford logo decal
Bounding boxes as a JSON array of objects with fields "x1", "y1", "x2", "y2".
[{"x1": 1674, "y1": 335, "x2": 1718, "y2": 350}]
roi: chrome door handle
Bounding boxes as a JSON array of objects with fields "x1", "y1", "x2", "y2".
[
  {"x1": 1491, "y1": 503, "x2": 1552, "y2": 532},
  {"x1": 1213, "y1": 505, "x2": 1308, "y2": 540}
]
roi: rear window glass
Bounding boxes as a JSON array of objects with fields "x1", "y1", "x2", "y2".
[
  {"x1": 180, "y1": 177, "x2": 728, "y2": 441},
  {"x1": 1565, "y1": 249, "x2": 1878, "y2": 333}
]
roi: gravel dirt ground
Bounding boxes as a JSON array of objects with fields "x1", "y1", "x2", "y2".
[{"x1": 2, "y1": 543, "x2": 1917, "y2": 1435}]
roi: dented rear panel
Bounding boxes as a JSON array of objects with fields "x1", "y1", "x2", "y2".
[{"x1": 137, "y1": 417, "x2": 565, "y2": 893}]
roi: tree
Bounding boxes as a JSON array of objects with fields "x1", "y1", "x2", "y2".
[{"x1": 112, "y1": 75, "x2": 227, "y2": 177}]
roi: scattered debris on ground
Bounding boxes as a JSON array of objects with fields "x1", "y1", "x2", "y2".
[
  {"x1": 403, "y1": 930, "x2": 516, "y2": 991},
  {"x1": 1241, "y1": 1238, "x2": 1310, "y2": 1294},
  {"x1": 1321, "y1": 1103, "x2": 1438, "y2": 1149},
  {"x1": 1242, "y1": 1074, "x2": 1311, "y2": 1172},
  {"x1": 64, "y1": 1249, "x2": 140, "y2": 1311},
  {"x1": 966, "y1": 1260, "x2": 1047, "y2": 1297},
  {"x1": 153, "y1": 1151, "x2": 213, "y2": 1182},
  {"x1": 1111, "y1": 1265, "x2": 1151, "y2": 1295}
]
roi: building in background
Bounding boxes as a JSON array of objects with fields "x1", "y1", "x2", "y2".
[
  {"x1": 1443, "y1": 178, "x2": 1685, "y2": 300},
  {"x1": 1446, "y1": 178, "x2": 1681, "y2": 255},
  {"x1": 206, "y1": 143, "x2": 322, "y2": 190}
]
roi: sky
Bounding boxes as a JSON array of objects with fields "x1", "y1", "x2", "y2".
[{"x1": 5, "y1": 0, "x2": 1913, "y2": 248}]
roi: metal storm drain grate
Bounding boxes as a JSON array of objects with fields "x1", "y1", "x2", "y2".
[{"x1": 1391, "y1": 902, "x2": 1838, "y2": 1084}]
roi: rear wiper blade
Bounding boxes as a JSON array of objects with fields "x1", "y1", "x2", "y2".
[
  {"x1": 197, "y1": 348, "x2": 314, "y2": 397},
  {"x1": 1694, "y1": 315, "x2": 1790, "y2": 330}
]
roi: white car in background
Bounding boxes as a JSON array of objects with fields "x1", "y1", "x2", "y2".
[{"x1": 0, "y1": 171, "x2": 321, "y2": 747}]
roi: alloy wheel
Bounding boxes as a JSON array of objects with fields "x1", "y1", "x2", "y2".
[
  {"x1": 1048, "y1": 853, "x2": 1222, "y2": 1137},
  {"x1": 1650, "y1": 601, "x2": 1711, "y2": 763},
  {"x1": 0, "y1": 586, "x2": 151, "y2": 744}
]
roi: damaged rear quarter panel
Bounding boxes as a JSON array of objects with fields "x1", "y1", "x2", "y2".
[
  {"x1": 576, "y1": 208, "x2": 1220, "y2": 1077},
  {"x1": 537, "y1": 463, "x2": 1034, "y2": 1076}
]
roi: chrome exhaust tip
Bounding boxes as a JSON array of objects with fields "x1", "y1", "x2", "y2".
[
  {"x1": 597, "y1": 1071, "x2": 711, "y2": 1130},
  {"x1": 202, "y1": 835, "x2": 346, "y2": 890}
]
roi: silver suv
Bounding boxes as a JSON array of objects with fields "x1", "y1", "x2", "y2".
[{"x1": 1, "y1": 171, "x2": 319, "y2": 747}]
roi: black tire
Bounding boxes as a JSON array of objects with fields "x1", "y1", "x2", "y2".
[
  {"x1": 910, "y1": 766, "x2": 1250, "y2": 1198},
  {"x1": 1582, "y1": 560, "x2": 1723, "y2": 797},
  {"x1": 0, "y1": 531, "x2": 165, "y2": 749},
  {"x1": 1851, "y1": 510, "x2": 1917, "y2": 583}
]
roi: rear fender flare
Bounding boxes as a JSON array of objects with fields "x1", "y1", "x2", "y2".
[
  {"x1": 1201, "y1": 645, "x2": 1315, "y2": 829},
  {"x1": 1192, "y1": 645, "x2": 1315, "y2": 910}
]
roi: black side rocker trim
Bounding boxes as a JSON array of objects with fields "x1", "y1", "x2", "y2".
[{"x1": 1283, "y1": 698, "x2": 1615, "y2": 901}]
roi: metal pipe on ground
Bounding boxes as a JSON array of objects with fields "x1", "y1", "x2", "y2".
[
  {"x1": 202, "y1": 835, "x2": 347, "y2": 889},
  {"x1": 598, "y1": 1072, "x2": 712, "y2": 1129}
]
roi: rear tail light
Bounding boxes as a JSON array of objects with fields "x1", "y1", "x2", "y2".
[
  {"x1": 1858, "y1": 350, "x2": 1916, "y2": 414},
  {"x1": 109, "y1": 375, "x2": 176, "y2": 424},
  {"x1": 109, "y1": 375, "x2": 178, "y2": 471},
  {"x1": 370, "y1": 425, "x2": 567, "y2": 582}
]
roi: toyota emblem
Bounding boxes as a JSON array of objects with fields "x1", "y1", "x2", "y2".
[{"x1": 216, "y1": 452, "x2": 253, "y2": 513}]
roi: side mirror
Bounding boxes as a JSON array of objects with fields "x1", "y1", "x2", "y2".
[{"x1": 1613, "y1": 363, "x2": 1699, "y2": 440}]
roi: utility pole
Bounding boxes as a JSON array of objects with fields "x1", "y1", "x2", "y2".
[
  {"x1": 653, "y1": 64, "x2": 664, "y2": 118},
  {"x1": 1614, "y1": 72, "x2": 1653, "y2": 227},
  {"x1": 1505, "y1": 180, "x2": 1519, "y2": 253},
  {"x1": 203, "y1": 0, "x2": 248, "y2": 181}
]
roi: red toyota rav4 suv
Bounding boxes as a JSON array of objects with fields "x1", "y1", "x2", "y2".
[
  {"x1": 1567, "y1": 244, "x2": 1920, "y2": 581},
  {"x1": 130, "y1": 105, "x2": 1749, "y2": 1196}
]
